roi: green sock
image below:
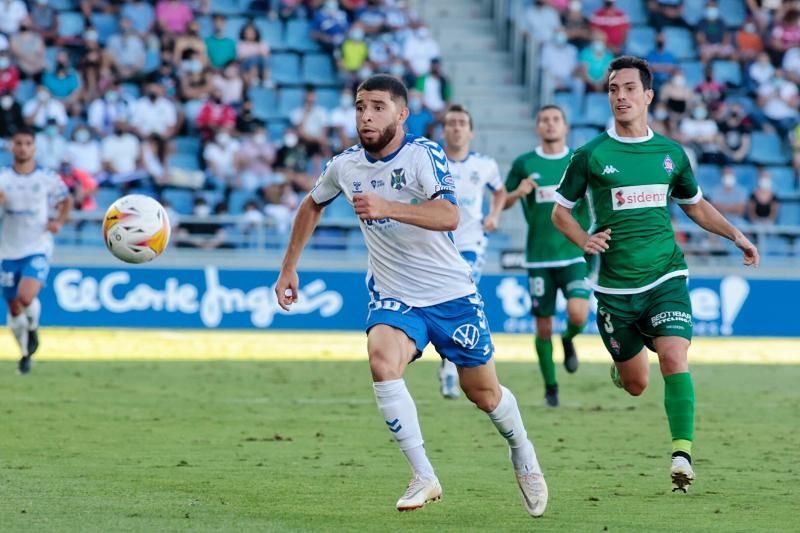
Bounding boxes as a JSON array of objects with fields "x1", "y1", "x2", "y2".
[
  {"x1": 664, "y1": 373, "x2": 695, "y2": 456},
  {"x1": 562, "y1": 320, "x2": 586, "y2": 342},
  {"x1": 535, "y1": 336, "x2": 556, "y2": 386}
]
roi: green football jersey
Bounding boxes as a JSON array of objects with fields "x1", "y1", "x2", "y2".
[
  {"x1": 555, "y1": 128, "x2": 701, "y2": 294},
  {"x1": 506, "y1": 147, "x2": 592, "y2": 267}
]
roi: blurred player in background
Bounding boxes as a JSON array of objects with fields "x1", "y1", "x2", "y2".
[
  {"x1": 0, "y1": 128, "x2": 72, "y2": 374},
  {"x1": 552, "y1": 57, "x2": 759, "y2": 492},
  {"x1": 276, "y1": 75, "x2": 548, "y2": 518},
  {"x1": 504, "y1": 106, "x2": 592, "y2": 408},
  {"x1": 438, "y1": 104, "x2": 506, "y2": 399}
]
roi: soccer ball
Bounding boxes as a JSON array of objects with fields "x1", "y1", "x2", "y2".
[{"x1": 103, "y1": 194, "x2": 171, "y2": 264}]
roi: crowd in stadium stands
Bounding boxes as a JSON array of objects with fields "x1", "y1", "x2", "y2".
[
  {"x1": 531, "y1": 0, "x2": 800, "y2": 254},
  {"x1": 0, "y1": 0, "x2": 450, "y2": 249}
]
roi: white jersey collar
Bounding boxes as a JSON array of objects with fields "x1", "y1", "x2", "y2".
[
  {"x1": 607, "y1": 126, "x2": 654, "y2": 143},
  {"x1": 534, "y1": 146, "x2": 570, "y2": 160}
]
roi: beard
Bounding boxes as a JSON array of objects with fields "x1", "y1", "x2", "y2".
[{"x1": 358, "y1": 122, "x2": 397, "y2": 153}]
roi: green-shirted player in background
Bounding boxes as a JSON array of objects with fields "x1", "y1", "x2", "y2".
[
  {"x1": 504, "y1": 105, "x2": 593, "y2": 408},
  {"x1": 552, "y1": 56, "x2": 759, "y2": 493}
]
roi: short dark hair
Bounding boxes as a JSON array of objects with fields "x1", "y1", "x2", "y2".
[
  {"x1": 356, "y1": 74, "x2": 408, "y2": 105},
  {"x1": 12, "y1": 126, "x2": 35, "y2": 139},
  {"x1": 536, "y1": 105, "x2": 567, "y2": 124},
  {"x1": 607, "y1": 56, "x2": 653, "y2": 91},
  {"x1": 444, "y1": 104, "x2": 473, "y2": 130}
]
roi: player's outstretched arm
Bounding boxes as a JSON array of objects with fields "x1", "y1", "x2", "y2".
[
  {"x1": 680, "y1": 198, "x2": 760, "y2": 267},
  {"x1": 551, "y1": 203, "x2": 611, "y2": 254},
  {"x1": 353, "y1": 192, "x2": 459, "y2": 231},
  {"x1": 275, "y1": 195, "x2": 326, "y2": 310}
]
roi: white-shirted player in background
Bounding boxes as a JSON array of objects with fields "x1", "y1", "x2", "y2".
[
  {"x1": 438, "y1": 104, "x2": 506, "y2": 399},
  {"x1": 275, "y1": 75, "x2": 548, "y2": 518},
  {"x1": 0, "y1": 128, "x2": 72, "y2": 374}
]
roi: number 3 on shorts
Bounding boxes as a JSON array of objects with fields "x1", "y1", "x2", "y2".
[
  {"x1": 598, "y1": 308, "x2": 614, "y2": 333},
  {"x1": 530, "y1": 277, "x2": 545, "y2": 297}
]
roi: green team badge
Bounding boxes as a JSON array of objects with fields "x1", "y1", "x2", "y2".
[
  {"x1": 391, "y1": 168, "x2": 406, "y2": 190},
  {"x1": 663, "y1": 154, "x2": 674, "y2": 175}
]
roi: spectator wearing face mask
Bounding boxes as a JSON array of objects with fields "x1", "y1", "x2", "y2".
[
  {"x1": 650, "y1": 101, "x2": 672, "y2": 137},
  {"x1": 748, "y1": 52, "x2": 775, "y2": 92},
  {"x1": 524, "y1": 0, "x2": 561, "y2": 45},
  {"x1": 211, "y1": 62, "x2": 244, "y2": 106},
  {"x1": 404, "y1": 89, "x2": 434, "y2": 138},
  {"x1": 328, "y1": 88, "x2": 357, "y2": 151},
  {"x1": 645, "y1": 31, "x2": 677, "y2": 92},
  {"x1": 42, "y1": 51, "x2": 81, "y2": 107},
  {"x1": 234, "y1": 124, "x2": 276, "y2": 192},
  {"x1": 340, "y1": 23, "x2": 369, "y2": 75},
  {"x1": 579, "y1": 32, "x2": 614, "y2": 92},
  {"x1": 236, "y1": 99, "x2": 260, "y2": 134},
  {"x1": 66, "y1": 126, "x2": 102, "y2": 177},
  {"x1": 542, "y1": 29, "x2": 584, "y2": 101},
  {"x1": 696, "y1": 66, "x2": 725, "y2": 107},
  {"x1": 736, "y1": 19, "x2": 764, "y2": 63},
  {"x1": 357, "y1": 0, "x2": 387, "y2": 34},
  {"x1": 237, "y1": 22, "x2": 271, "y2": 87},
  {"x1": 274, "y1": 128, "x2": 313, "y2": 191},
  {"x1": 175, "y1": 198, "x2": 229, "y2": 249},
  {"x1": 564, "y1": 1, "x2": 592, "y2": 49},
  {"x1": 717, "y1": 105, "x2": 753, "y2": 165},
  {"x1": 10, "y1": 18, "x2": 46, "y2": 82},
  {"x1": 589, "y1": 0, "x2": 630, "y2": 54},
  {"x1": 179, "y1": 51, "x2": 212, "y2": 103},
  {"x1": 107, "y1": 18, "x2": 146, "y2": 81},
  {"x1": 131, "y1": 84, "x2": 178, "y2": 139},
  {"x1": 261, "y1": 173, "x2": 298, "y2": 236},
  {"x1": 30, "y1": 0, "x2": 58, "y2": 45},
  {"x1": 23, "y1": 85, "x2": 67, "y2": 130},
  {"x1": 174, "y1": 21, "x2": 208, "y2": 69},
  {"x1": 647, "y1": 0, "x2": 687, "y2": 30},
  {"x1": 679, "y1": 103, "x2": 719, "y2": 163},
  {"x1": 203, "y1": 129, "x2": 241, "y2": 193},
  {"x1": 206, "y1": 15, "x2": 237, "y2": 70},
  {"x1": 414, "y1": 59, "x2": 450, "y2": 115},
  {"x1": 311, "y1": 0, "x2": 349, "y2": 52},
  {"x1": 87, "y1": 82, "x2": 132, "y2": 137},
  {"x1": 59, "y1": 160, "x2": 99, "y2": 212},
  {"x1": 196, "y1": 89, "x2": 237, "y2": 142},
  {"x1": 78, "y1": 27, "x2": 105, "y2": 102},
  {"x1": 34, "y1": 118, "x2": 67, "y2": 169},
  {"x1": 757, "y1": 69, "x2": 799, "y2": 137},
  {"x1": 658, "y1": 69, "x2": 692, "y2": 120},
  {"x1": 403, "y1": 25, "x2": 440, "y2": 77},
  {"x1": 100, "y1": 120, "x2": 147, "y2": 185},
  {"x1": 781, "y1": 43, "x2": 800, "y2": 85},
  {"x1": 239, "y1": 200, "x2": 265, "y2": 248},
  {"x1": 696, "y1": 1, "x2": 734, "y2": 63},
  {"x1": 369, "y1": 33, "x2": 401, "y2": 73},
  {"x1": 0, "y1": 92, "x2": 24, "y2": 138},
  {"x1": 710, "y1": 167, "x2": 748, "y2": 225},
  {"x1": 290, "y1": 87, "x2": 330, "y2": 157},
  {"x1": 0, "y1": 0, "x2": 28, "y2": 35},
  {"x1": 747, "y1": 170, "x2": 780, "y2": 226}
]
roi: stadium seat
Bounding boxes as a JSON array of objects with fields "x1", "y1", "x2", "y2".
[
  {"x1": 175, "y1": 136, "x2": 201, "y2": 156},
  {"x1": 267, "y1": 119, "x2": 290, "y2": 140},
  {"x1": 719, "y1": 0, "x2": 747, "y2": 27},
  {"x1": 580, "y1": 0, "x2": 603, "y2": 17},
  {"x1": 78, "y1": 222, "x2": 105, "y2": 247},
  {"x1": 247, "y1": 86, "x2": 280, "y2": 121},
  {"x1": 228, "y1": 190, "x2": 256, "y2": 214},
  {"x1": 322, "y1": 195, "x2": 356, "y2": 223},
  {"x1": 162, "y1": 188, "x2": 196, "y2": 215},
  {"x1": 57, "y1": 12, "x2": 85, "y2": 38},
  {"x1": 778, "y1": 203, "x2": 800, "y2": 226},
  {"x1": 553, "y1": 91, "x2": 583, "y2": 125},
  {"x1": 0, "y1": 149, "x2": 12, "y2": 167},
  {"x1": 303, "y1": 54, "x2": 339, "y2": 86},
  {"x1": 211, "y1": 0, "x2": 246, "y2": 16},
  {"x1": 183, "y1": 100, "x2": 206, "y2": 131},
  {"x1": 663, "y1": 26, "x2": 696, "y2": 60},
  {"x1": 682, "y1": 2, "x2": 704, "y2": 26},
  {"x1": 49, "y1": 0, "x2": 78, "y2": 10},
  {"x1": 315, "y1": 87, "x2": 341, "y2": 110},
  {"x1": 712, "y1": 60, "x2": 742, "y2": 87},
  {"x1": 120, "y1": 83, "x2": 141, "y2": 99},
  {"x1": 285, "y1": 19, "x2": 322, "y2": 53},
  {"x1": 271, "y1": 53, "x2": 303, "y2": 85},
  {"x1": 143, "y1": 50, "x2": 161, "y2": 73},
  {"x1": 749, "y1": 132, "x2": 790, "y2": 166},
  {"x1": 625, "y1": 26, "x2": 656, "y2": 58},
  {"x1": 224, "y1": 16, "x2": 248, "y2": 41},
  {"x1": 568, "y1": 126, "x2": 600, "y2": 149},
  {"x1": 254, "y1": 18, "x2": 286, "y2": 52},
  {"x1": 768, "y1": 167, "x2": 798, "y2": 197},
  {"x1": 169, "y1": 153, "x2": 201, "y2": 171},
  {"x1": 724, "y1": 95, "x2": 757, "y2": 115},
  {"x1": 731, "y1": 164, "x2": 758, "y2": 191},
  {"x1": 763, "y1": 235, "x2": 793, "y2": 256},
  {"x1": 128, "y1": 187, "x2": 159, "y2": 199},
  {"x1": 197, "y1": 15, "x2": 214, "y2": 39},
  {"x1": 90, "y1": 13, "x2": 119, "y2": 45},
  {"x1": 580, "y1": 92, "x2": 612, "y2": 128},
  {"x1": 14, "y1": 79, "x2": 36, "y2": 103},
  {"x1": 278, "y1": 87, "x2": 305, "y2": 117},
  {"x1": 696, "y1": 164, "x2": 721, "y2": 193},
  {"x1": 45, "y1": 47, "x2": 61, "y2": 72},
  {"x1": 311, "y1": 227, "x2": 347, "y2": 249},
  {"x1": 616, "y1": 0, "x2": 647, "y2": 25},
  {"x1": 94, "y1": 189, "x2": 120, "y2": 211},
  {"x1": 679, "y1": 61, "x2": 704, "y2": 88}
]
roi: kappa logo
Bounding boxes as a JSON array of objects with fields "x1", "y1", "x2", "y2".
[
  {"x1": 390, "y1": 168, "x2": 406, "y2": 190},
  {"x1": 602, "y1": 165, "x2": 619, "y2": 175},
  {"x1": 452, "y1": 324, "x2": 480, "y2": 349}
]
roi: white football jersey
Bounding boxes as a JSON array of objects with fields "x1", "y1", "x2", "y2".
[
  {"x1": 449, "y1": 152, "x2": 503, "y2": 255},
  {"x1": 311, "y1": 134, "x2": 475, "y2": 307},
  {"x1": 0, "y1": 165, "x2": 69, "y2": 260}
]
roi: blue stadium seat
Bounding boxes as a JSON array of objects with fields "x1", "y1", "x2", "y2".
[
  {"x1": 169, "y1": 153, "x2": 201, "y2": 171},
  {"x1": 197, "y1": 15, "x2": 214, "y2": 39},
  {"x1": 175, "y1": 136, "x2": 201, "y2": 156},
  {"x1": 719, "y1": 0, "x2": 747, "y2": 27},
  {"x1": 285, "y1": 19, "x2": 321, "y2": 53},
  {"x1": 346, "y1": 229, "x2": 367, "y2": 252},
  {"x1": 198, "y1": 190, "x2": 225, "y2": 210},
  {"x1": 322, "y1": 195, "x2": 356, "y2": 223},
  {"x1": 128, "y1": 187, "x2": 159, "y2": 199},
  {"x1": 581, "y1": 92, "x2": 612, "y2": 128},
  {"x1": 224, "y1": 16, "x2": 248, "y2": 41},
  {"x1": 679, "y1": 61, "x2": 704, "y2": 88},
  {"x1": 696, "y1": 164, "x2": 721, "y2": 193},
  {"x1": 763, "y1": 235, "x2": 793, "y2": 256},
  {"x1": 778, "y1": 203, "x2": 800, "y2": 226},
  {"x1": 553, "y1": 91, "x2": 583, "y2": 125},
  {"x1": 568, "y1": 126, "x2": 600, "y2": 149},
  {"x1": 271, "y1": 53, "x2": 302, "y2": 85},
  {"x1": 45, "y1": 47, "x2": 61, "y2": 72},
  {"x1": 724, "y1": 95, "x2": 757, "y2": 115},
  {"x1": 749, "y1": 132, "x2": 790, "y2": 166},
  {"x1": 730, "y1": 164, "x2": 758, "y2": 191},
  {"x1": 143, "y1": 50, "x2": 161, "y2": 73},
  {"x1": 254, "y1": 18, "x2": 286, "y2": 51},
  {"x1": 616, "y1": 0, "x2": 646, "y2": 25},
  {"x1": 94, "y1": 189, "x2": 120, "y2": 211},
  {"x1": 57, "y1": 12, "x2": 85, "y2": 38},
  {"x1": 0, "y1": 149, "x2": 12, "y2": 167},
  {"x1": 663, "y1": 26, "x2": 696, "y2": 60},
  {"x1": 580, "y1": 0, "x2": 603, "y2": 17},
  {"x1": 303, "y1": 54, "x2": 339, "y2": 86},
  {"x1": 14, "y1": 79, "x2": 36, "y2": 103},
  {"x1": 162, "y1": 188, "x2": 196, "y2": 215},
  {"x1": 228, "y1": 190, "x2": 256, "y2": 214},
  {"x1": 49, "y1": 0, "x2": 78, "y2": 10},
  {"x1": 768, "y1": 167, "x2": 798, "y2": 197},
  {"x1": 90, "y1": 13, "x2": 118, "y2": 45},
  {"x1": 247, "y1": 86, "x2": 280, "y2": 121},
  {"x1": 211, "y1": 0, "x2": 246, "y2": 15},
  {"x1": 278, "y1": 87, "x2": 305, "y2": 117},
  {"x1": 682, "y1": 2, "x2": 704, "y2": 26},
  {"x1": 267, "y1": 119, "x2": 290, "y2": 140},
  {"x1": 78, "y1": 222, "x2": 105, "y2": 247},
  {"x1": 625, "y1": 26, "x2": 656, "y2": 58},
  {"x1": 315, "y1": 88, "x2": 340, "y2": 110},
  {"x1": 712, "y1": 60, "x2": 742, "y2": 87}
]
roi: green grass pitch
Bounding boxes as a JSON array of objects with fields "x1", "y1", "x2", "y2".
[{"x1": 1, "y1": 360, "x2": 797, "y2": 532}]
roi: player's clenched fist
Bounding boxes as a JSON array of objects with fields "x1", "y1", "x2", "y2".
[
  {"x1": 275, "y1": 269, "x2": 299, "y2": 311},
  {"x1": 583, "y1": 228, "x2": 611, "y2": 254},
  {"x1": 513, "y1": 177, "x2": 537, "y2": 198},
  {"x1": 353, "y1": 192, "x2": 390, "y2": 220}
]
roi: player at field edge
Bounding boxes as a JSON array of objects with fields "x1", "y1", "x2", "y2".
[
  {"x1": 0, "y1": 128, "x2": 72, "y2": 374},
  {"x1": 551, "y1": 56, "x2": 759, "y2": 493},
  {"x1": 275, "y1": 75, "x2": 548, "y2": 518},
  {"x1": 437, "y1": 104, "x2": 507, "y2": 400},
  {"x1": 504, "y1": 105, "x2": 592, "y2": 408}
]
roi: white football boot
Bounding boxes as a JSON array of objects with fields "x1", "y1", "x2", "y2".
[
  {"x1": 514, "y1": 463, "x2": 548, "y2": 518},
  {"x1": 671, "y1": 456, "x2": 695, "y2": 493},
  {"x1": 396, "y1": 475, "x2": 442, "y2": 511}
]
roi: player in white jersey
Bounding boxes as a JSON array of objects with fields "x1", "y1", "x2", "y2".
[
  {"x1": 275, "y1": 75, "x2": 548, "y2": 518},
  {"x1": 0, "y1": 128, "x2": 72, "y2": 374},
  {"x1": 438, "y1": 104, "x2": 506, "y2": 399}
]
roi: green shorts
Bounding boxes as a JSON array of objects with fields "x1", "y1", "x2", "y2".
[
  {"x1": 595, "y1": 276, "x2": 693, "y2": 362},
  {"x1": 527, "y1": 262, "x2": 591, "y2": 317}
]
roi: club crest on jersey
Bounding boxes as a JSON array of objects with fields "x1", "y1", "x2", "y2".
[
  {"x1": 352, "y1": 181, "x2": 362, "y2": 193},
  {"x1": 663, "y1": 155, "x2": 674, "y2": 175},
  {"x1": 370, "y1": 179, "x2": 385, "y2": 189},
  {"x1": 391, "y1": 168, "x2": 406, "y2": 190},
  {"x1": 470, "y1": 171, "x2": 480, "y2": 184}
]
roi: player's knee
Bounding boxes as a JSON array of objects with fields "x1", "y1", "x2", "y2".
[
  {"x1": 463, "y1": 385, "x2": 501, "y2": 412},
  {"x1": 16, "y1": 293, "x2": 35, "y2": 308},
  {"x1": 659, "y1": 352, "x2": 689, "y2": 375},
  {"x1": 535, "y1": 318, "x2": 552, "y2": 340},
  {"x1": 8, "y1": 300, "x2": 23, "y2": 316},
  {"x1": 624, "y1": 377, "x2": 648, "y2": 396},
  {"x1": 567, "y1": 309, "x2": 586, "y2": 326},
  {"x1": 368, "y1": 348, "x2": 405, "y2": 381}
]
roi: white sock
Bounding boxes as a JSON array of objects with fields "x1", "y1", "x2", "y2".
[
  {"x1": 8, "y1": 312, "x2": 29, "y2": 356},
  {"x1": 440, "y1": 359, "x2": 458, "y2": 379},
  {"x1": 373, "y1": 379, "x2": 436, "y2": 480},
  {"x1": 489, "y1": 385, "x2": 540, "y2": 472},
  {"x1": 24, "y1": 298, "x2": 41, "y2": 330}
]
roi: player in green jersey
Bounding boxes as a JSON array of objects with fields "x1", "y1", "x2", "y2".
[
  {"x1": 552, "y1": 56, "x2": 759, "y2": 493},
  {"x1": 504, "y1": 106, "x2": 593, "y2": 408}
]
